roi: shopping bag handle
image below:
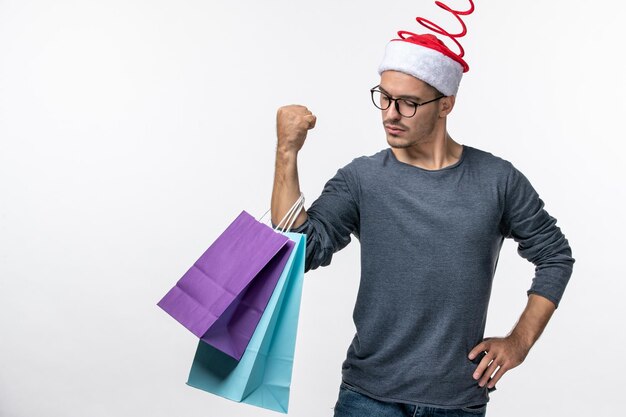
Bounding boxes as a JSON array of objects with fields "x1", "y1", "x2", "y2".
[
  {"x1": 259, "y1": 193, "x2": 305, "y2": 233},
  {"x1": 277, "y1": 192, "x2": 305, "y2": 232}
]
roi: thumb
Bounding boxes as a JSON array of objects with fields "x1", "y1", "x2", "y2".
[{"x1": 304, "y1": 114, "x2": 316, "y2": 129}]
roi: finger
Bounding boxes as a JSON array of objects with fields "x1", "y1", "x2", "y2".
[
  {"x1": 487, "y1": 365, "x2": 508, "y2": 389},
  {"x1": 478, "y1": 361, "x2": 499, "y2": 387},
  {"x1": 468, "y1": 341, "x2": 489, "y2": 360},
  {"x1": 472, "y1": 353, "x2": 494, "y2": 381}
]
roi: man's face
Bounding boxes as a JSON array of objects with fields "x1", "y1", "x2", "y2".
[{"x1": 378, "y1": 71, "x2": 446, "y2": 149}]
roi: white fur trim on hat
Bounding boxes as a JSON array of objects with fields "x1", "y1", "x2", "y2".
[{"x1": 378, "y1": 40, "x2": 463, "y2": 96}]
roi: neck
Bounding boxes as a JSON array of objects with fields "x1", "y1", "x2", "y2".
[{"x1": 391, "y1": 130, "x2": 463, "y2": 170}]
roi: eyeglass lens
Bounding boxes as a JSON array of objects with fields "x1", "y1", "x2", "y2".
[{"x1": 371, "y1": 90, "x2": 416, "y2": 118}]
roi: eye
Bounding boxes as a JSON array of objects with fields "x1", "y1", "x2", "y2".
[{"x1": 400, "y1": 99, "x2": 418, "y2": 108}]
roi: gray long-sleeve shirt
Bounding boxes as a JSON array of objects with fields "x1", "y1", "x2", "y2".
[{"x1": 292, "y1": 145, "x2": 574, "y2": 408}]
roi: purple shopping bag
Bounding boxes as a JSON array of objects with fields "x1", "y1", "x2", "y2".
[{"x1": 157, "y1": 210, "x2": 295, "y2": 360}]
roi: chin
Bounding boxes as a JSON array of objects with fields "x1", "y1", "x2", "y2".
[{"x1": 386, "y1": 135, "x2": 415, "y2": 149}]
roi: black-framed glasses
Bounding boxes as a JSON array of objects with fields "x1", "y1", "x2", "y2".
[{"x1": 370, "y1": 85, "x2": 445, "y2": 118}]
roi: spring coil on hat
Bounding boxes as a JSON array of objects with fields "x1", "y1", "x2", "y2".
[{"x1": 399, "y1": 0, "x2": 475, "y2": 61}]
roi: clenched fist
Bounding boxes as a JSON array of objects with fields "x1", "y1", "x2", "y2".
[{"x1": 276, "y1": 105, "x2": 316, "y2": 154}]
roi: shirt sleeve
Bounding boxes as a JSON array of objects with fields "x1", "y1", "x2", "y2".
[
  {"x1": 499, "y1": 165, "x2": 575, "y2": 307},
  {"x1": 291, "y1": 165, "x2": 360, "y2": 272}
]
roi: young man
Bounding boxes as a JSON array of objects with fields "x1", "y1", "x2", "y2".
[{"x1": 270, "y1": 30, "x2": 573, "y2": 417}]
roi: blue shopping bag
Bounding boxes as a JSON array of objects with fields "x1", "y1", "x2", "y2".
[{"x1": 186, "y1": 232, "x2": 306, "y2": 414}]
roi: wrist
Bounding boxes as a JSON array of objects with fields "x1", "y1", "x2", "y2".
[
  {"x1": 507, "y1": 294, "x2": 556, "y2": 352},
  {"x1": 276, "y1": 145, "x2": 299, "y2": 160},
  {"x1": 508, "y1": 327, "x2": 535, "y2": 352}
]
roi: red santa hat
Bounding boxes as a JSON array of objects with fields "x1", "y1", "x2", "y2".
[{"x1": 378, "y1": 0, "x2": 475, "y2": 96}]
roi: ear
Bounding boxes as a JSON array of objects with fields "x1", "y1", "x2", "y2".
[{"x1": 439, "y1": 95, "x2": 456, "y2": 118}]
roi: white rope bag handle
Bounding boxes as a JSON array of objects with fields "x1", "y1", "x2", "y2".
[
  {"x1": 258, "y1": 193, "x2": 305, "y2": 233},
  {"x1": 274, "y1": 192, "x2": 305, "y2": 232}
]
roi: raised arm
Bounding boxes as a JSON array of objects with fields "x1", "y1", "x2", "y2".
[{"x1": 271, "y1": 105, "x2": 316, "y2": 228}]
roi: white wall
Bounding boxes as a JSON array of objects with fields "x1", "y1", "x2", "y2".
[{"x1": 1, "y1": 1, "x2": 623, "y2": 416}]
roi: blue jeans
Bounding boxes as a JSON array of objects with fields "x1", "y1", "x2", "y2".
[{"x1": 333, "y1": 382, "x2": 487, "y2": 417}]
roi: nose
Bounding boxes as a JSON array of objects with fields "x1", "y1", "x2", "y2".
[{"x1": 385, "y1": 100, "x2": 402, "y2": 121}]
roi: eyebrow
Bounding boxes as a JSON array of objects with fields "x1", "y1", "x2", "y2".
[{"x1": 378, "y1": 85, "x2": 422, "y2": 102}]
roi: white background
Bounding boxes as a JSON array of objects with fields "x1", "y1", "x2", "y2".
[{"x1": 1, "y1": 1, "x2": 624, "y2": 416}]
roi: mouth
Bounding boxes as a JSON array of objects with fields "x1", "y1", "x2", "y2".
[{"x1": 384, "y1": 124, "x2": 405, "y2": 135}]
